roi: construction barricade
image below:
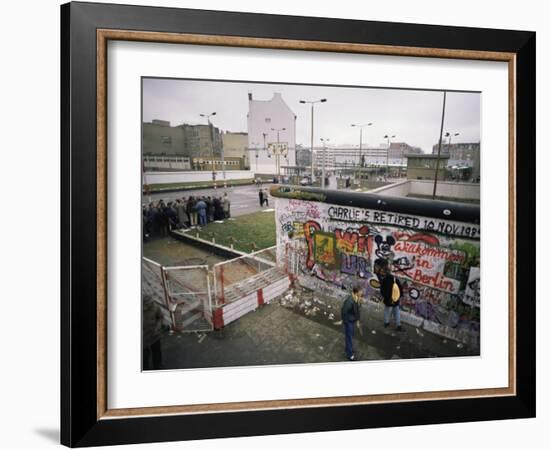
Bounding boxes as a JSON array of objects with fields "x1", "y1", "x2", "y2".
[{"x1": 211, "y1": 245, "x2": 292, "y2": 329}]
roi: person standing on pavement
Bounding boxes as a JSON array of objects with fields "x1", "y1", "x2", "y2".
[
  {"x1": 142, "y1": 295, "x2": 169, "y2": 370},
  {"x1": 157, "y1": 200, "x2": 169, "y2": 237},
  {"x1": 176, "y1": 197, "x2": 189, "y2": 228},
  {"x1": 148, "y1": 202, "x2": 160, "y2": 237},
  {"x1": 142, "y1": 205, "x2": 149, "y2": 241},
  {"x1": 206, "y1": 196, "x2": 215, "y2": 223},
  {"x1": 195, "y1": 197, "x2": 207, "y2": 227},
  {"x1": 214, "y1": 196, "x2": 224, "y2": 221},
  {"x1": 262, "y1": 189, "x2": 269, "y2": 207},
  {"x1": 258, "y1": 189, "x2": 264, "y2": 207},
  {"x1": 187, "y1": 196, "x2": 197, "y2": 227},
  {"x1": 164, "y1": 201, "x2": 178, "y2": 230},
  {"x1": 341, "y1": 286, "x2": 363, "y2": 361},
  {"x1": 379, "y1": 259, "x2": 404, "y2": 331},
  {"x1": 223, "y1": 193, "x2": 231, "y2": 219}
]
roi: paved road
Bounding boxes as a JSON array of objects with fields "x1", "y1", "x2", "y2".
[
  {"x1": 155, "y1": 284, "x2": 477, "y2": 370},
  {"x1": 142, "y1": 178, "x2": 402, "y2": 218},
  {"x1": 143, "y1": 183, "x2": 275, "y2": 217}
]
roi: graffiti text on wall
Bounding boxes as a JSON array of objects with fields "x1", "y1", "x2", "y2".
[
  {"x1": 275, "y1": 197, "x2": 481, "y2": 335},
  {"x1": 327, "y1": 206, "x2": 479, "y2": 239},
  {"x1": 302, "y1": 219, "x2": 469, "y2": 294},
  {"x1": 392, "y1": 241, "x2": 466, "y2": 293}
]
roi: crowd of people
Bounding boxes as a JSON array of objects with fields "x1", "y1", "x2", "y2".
[{"x1": 143, "y1": 193, "x2": 231, "y2": 240}]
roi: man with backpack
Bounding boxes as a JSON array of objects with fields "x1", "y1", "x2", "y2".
[{"x1": 378, "y1": 259, "x2": 404, "y2": 331}]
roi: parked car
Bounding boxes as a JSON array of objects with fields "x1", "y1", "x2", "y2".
[{"x1": 299, "y1": 176, "x2": 312, "y2": 186}]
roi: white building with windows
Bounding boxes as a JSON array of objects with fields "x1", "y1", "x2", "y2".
[
  {"x1": 314, "y1": 146, "x2": 337, "y2": 171},
  {"x1": 143, "y1": 155, "x2": 191, "y2": 171},
  {"x1": 247, "y1": 92, "x2": 296, "y2": 174}
]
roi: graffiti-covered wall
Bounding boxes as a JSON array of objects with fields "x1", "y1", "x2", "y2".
[{"x1": 272, "y1": 187, "x2": 480, "y2": 344}]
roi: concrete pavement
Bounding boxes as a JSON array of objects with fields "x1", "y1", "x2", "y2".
[{"x1": 154, "y1": 284, "x2": 477, "y2": 371}]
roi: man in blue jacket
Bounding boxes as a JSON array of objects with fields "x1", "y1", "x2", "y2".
[
  {"x1": 341, "y1": 286, "x2": 363, "y2": 361},
  {"x1": 195, "y1": 198, "x2": 207, "y2": 227}
]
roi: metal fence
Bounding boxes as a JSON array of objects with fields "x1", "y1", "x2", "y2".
[
  {"x1": 142, "y1": 245, "x2": 294, "y2": 332},
  {"x1": 142, "y1": 258, "x2": 213, "y2": 333},
  {"x1": 142, "y1": 257, "x2": 173, "y2": 326},
  {"x1": 212, "y1": 245, "x2": 283, "y2": 306},
  {"x1": 163, "y1": 265, "x2": 213, "y2": 332}
]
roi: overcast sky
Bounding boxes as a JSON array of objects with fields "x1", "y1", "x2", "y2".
[{"x1": 143, "y1": 78, "x2": 480, "y2": 153}]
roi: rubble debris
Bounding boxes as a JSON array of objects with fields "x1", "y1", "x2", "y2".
[{"x1": 305, "y1": 306, "x2": 320, "y2": 317}]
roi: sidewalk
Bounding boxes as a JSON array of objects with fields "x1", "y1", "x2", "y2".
[{"x1": 157, "y1": 285, "x2": 478, "y2": 371}]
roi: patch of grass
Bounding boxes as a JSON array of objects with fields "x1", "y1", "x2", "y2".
[
  {"x1": 187, "y1": 210, "x2": 276, "y2": 253},
  {"x1": 269, "y1": 187, "x2": 326, "y2": 202}
]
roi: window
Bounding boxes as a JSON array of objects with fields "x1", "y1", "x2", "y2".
[
  {"x1": 265, "y1": 118, "x2": 271, "y2": 123},
  {"x1": 160, "y1": 136, "x2": 172, "y2": 144}
]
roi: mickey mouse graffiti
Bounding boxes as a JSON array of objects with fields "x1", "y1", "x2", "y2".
[
  {"x1": 374, "y1": 234, "x2": 416, "y2": 273},
  {"x1": 374, "y1": 234, "x2": 396, "y2": 260}
]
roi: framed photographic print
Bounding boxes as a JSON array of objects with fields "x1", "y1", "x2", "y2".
[{"x1": 61, "y1": 1, "x2": 536, "y2": 447}]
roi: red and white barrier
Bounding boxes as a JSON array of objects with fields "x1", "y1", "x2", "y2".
[{"x1": 212, "y1": 271, "x2": 291, "y2": 329}]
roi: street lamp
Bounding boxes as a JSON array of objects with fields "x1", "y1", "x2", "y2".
[
  {"x1": 445, "y1": 131, "x2": 460, "y2": 153},
  {"x1": 351, "y1": 123, "x2": 373, "y2": 168},
  {"x1": 384, "y1": 134, "x2": 396, "y2": 180},
  {"x1": 320, "y1": 138, "x2": 330, "y2": 189},
  {"x1": 271, "y1": 127, "x2": 286, "y2": 183},
  {"x1": 251, "y1": 142, "x2": 260, "y2": 173},
  {"x1": 433, "y1": 91, "x2": 448, "y2": 199},
  {"x1": 262, "y1": 132, "x2": 268, "y2": 158},
  {"x1": 299, "y1": 98, "x2": 327, "y2": 183},
  {"x1": 199, "y1": 112, "x2": 220, "y2": 189},
  {"x1": 351, "y1": 122, "x2": 373, "y2": 189},
  {"x1": 444, "y1": 132, "x2": 460, "y2": 182}
]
